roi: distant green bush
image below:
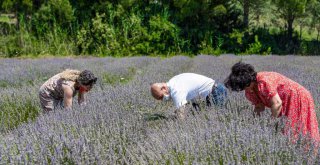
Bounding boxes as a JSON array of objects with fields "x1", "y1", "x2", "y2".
[
  {"x1": 32, "y1": 0, "x2": 74, "y2": 36},
  {"x1": 77, "y1": 13, "x2": 120, "y2": 56},
  {"x1": 199, "y1": 33, "x2": 225, "y2": 55},
  {"x1": 1, "y1": 1, "x2": 320, "y2": 57},
  {"x1": 243, "y1": 35, "x2": 271, "y2": 55},
  {"x1": 76, "y1": 7, "x2": 184, "y2": 56}
]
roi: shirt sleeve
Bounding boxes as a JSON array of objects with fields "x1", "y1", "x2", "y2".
[
  {"x1": 171, "y1": 92, "x2": 188, "y2": 109},
  {"x1": 257, "y1": 80, "x2": 277, "y2": 103},
  {"x1": 245, "y1": 90, "x2": 262, "y2": 106}
]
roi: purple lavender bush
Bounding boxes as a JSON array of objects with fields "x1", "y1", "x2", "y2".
[{"x1": 0, "y1": 55, "x2": 319, "y2": 164}]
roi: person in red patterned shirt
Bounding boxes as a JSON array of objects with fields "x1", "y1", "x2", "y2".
[{"x1": 224, "y1": 62, "x2": 320, "y2": 143}]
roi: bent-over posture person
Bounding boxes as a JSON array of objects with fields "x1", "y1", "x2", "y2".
[
  {"x1": 224, "y1": 62, "x2": 320, "y2": 142},
  {"x1": 150, "y1": 73, "x2": 228, "y2": 119},
  {"x1": 39, "y1": 69, "x2": 97, "y2": 112}
]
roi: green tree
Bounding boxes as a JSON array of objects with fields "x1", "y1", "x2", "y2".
[
  {"x1": 0, "y1": 0, "x2": 46, "y2": 14},
  {"x1": 0, "y1": 0, "x2": 46, "y2": 28},
  {"x1": 1, "y1": 0, "x2": 32, "y2": 14},
  {"x1": 162, "y1": 0, "x2": 241, "y2": 52},
  {"x1": 309, "y1": 0, "x2": 320, "y2": 41},
  {"x1": 296, "y1": 13, "x2": 311, "y2": 41},
  {"x1": 236, "y1": 0, "x2": 267, "y2": 29},
  {"x1": 271, "y1": 0, "x2": 312, "y2": 40},
  {"x1": 1, "y1": 0, "x2": 32, "y2": 27},
  {"x1": 0, "y1": 0, "x2": 14, "y2": 12},
  {"x1": 32, "y1": 0, "x2": 74, "y2": 35}
]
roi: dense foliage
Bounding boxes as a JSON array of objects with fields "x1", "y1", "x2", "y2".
[
  {"x1": 0, "y1": 0, "x2": 320, "y2": 57},
  {"x1": 0, "y1": 55, "x2": 320, "y2": 164}
]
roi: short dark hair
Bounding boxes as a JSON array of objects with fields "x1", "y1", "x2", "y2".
[
  {"x1": 224, "y1": 62, "x2": 257, "y2": 91},
  {"x1": 78, "y1": 70, "x2": 97, "y2": 86}
]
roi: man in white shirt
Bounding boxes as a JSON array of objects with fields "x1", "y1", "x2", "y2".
[{"x1": 150, "y1": 73, "x2": 228, "y2": 119}]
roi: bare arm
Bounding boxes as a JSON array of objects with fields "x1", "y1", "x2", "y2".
[
  {"x1": 270, "y1": 93, "x2": 282, "y2": 117},
  {"x1": 78, "y1": 91, "x2": 86, "y2": 105},
  {"x1": 62, "y1": 85, "x2": 73, "y2": 110}
]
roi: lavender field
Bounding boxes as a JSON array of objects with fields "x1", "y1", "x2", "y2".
[{"x1": 0, "y1": 55, "x2": 320, "y2": 164}]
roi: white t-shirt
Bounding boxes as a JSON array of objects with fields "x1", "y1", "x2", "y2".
[{"x1": 167, "y1": 73, "x2": 215, "y2": 108}]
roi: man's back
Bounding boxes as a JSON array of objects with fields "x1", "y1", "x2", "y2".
[{"x1": 167, "y1": 73, "x2": 215, "y2": 108}]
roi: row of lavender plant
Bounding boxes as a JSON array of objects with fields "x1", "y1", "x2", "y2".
[{"x1": 0, "y1": 55, "x2": 320, "y2": 164}]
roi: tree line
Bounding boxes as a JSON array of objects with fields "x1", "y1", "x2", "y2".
[{"x1": 0, "y1": 0, "x2": 320, "y2": 57}]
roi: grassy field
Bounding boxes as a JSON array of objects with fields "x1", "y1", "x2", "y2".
[{"x1": 0, "y1": 55, "x2": 320, "y2": 164}]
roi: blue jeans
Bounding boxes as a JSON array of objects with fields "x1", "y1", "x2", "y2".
[
  {"x1": 192, "y1": 83, "x2": 228, "y2": 111},
  {"x1": 207, "y1": 83, "x2": 228, "y2": 108}
]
